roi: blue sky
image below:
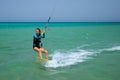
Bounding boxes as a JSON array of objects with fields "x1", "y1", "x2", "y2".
[{"x1": 0, "y1": 0, "x2": 120, "y2": 22}]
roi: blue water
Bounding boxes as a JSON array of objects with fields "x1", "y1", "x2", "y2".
[{"x1": 0, "y1": 22, "x2": 120, "y2": 80}]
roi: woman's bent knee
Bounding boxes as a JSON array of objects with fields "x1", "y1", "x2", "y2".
[{"x1": 45, "y1": 50, "x2": 48, "y2": 54}]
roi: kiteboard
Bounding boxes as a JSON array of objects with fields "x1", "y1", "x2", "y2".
[{"x1": 36, "y1": 57, "x2": 50, "y2": 65}]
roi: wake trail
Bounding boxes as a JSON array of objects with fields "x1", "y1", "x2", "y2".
[{"x1": 44, "y1": 46, "x2": 120, "y2": 68}]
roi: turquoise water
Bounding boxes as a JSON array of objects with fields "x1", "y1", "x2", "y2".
[{"x1": 0, "y1": 22, "x2": 120, "y2": 80}]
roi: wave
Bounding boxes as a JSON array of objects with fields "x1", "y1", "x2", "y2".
[
  {"x1": 44, "y1": 46, "x2": 120, "y2": 68},
  {"x1": 104, "y1": 46, "x2": 120, "y2": 51},
  {"x1": 45, "y1": 48, "x2": 95, "y2": 68}
]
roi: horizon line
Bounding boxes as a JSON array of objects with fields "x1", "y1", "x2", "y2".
[{"x1": 0, "y1": 21, "x2": 120, "y2": 23}]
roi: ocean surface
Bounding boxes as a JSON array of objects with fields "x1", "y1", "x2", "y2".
[{"x1": 0, "y1": 22, "x2": 120, "y2": 80}]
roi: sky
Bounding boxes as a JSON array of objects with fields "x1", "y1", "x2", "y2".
[{"x1": 0, "y1": 0, "x2": 120, "y2": 22}]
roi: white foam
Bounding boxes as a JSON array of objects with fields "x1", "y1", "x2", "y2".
[
  {"x1": 105, "y1": 46, "x2": 120, "y2": 51},
  {"x1": 45, "y1": 48, "x2": 95, "y2": 68},
  {"x1": 44, "y1": 46, "x2": 120, "y2": 68}
]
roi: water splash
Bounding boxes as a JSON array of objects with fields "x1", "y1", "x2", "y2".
[
  {"x1": 45, "y1": 48, "x2": 95, "y2": 68},
  {"x1": 44, "y1": 46, "x2": 120, "y2": 68}
]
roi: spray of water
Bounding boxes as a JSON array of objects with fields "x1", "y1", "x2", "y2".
[{"x1": 44, "y1": 46, "x2": 120, "y2": 68}]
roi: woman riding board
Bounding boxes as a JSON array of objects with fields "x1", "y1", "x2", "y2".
[{"x1": 33, "y1": 28, "x2": 48, "y2": 60}]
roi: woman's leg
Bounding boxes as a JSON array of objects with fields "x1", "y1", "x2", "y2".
[
  {"x1": 40, "y1": 48, "x2": 48, "y2": 59},
  {"x1": 34, "y1": 47, "x2": 43, "y2": 59}
]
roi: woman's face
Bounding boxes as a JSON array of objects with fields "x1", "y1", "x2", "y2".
[{"x1": 36, "y1": 29, "x2": 40, "y2": 35}]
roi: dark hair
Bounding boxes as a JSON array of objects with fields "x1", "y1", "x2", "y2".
[{"x1": 36, "y1": 28, "x2": 41, "y2": 35}]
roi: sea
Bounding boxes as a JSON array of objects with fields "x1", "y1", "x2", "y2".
[{"x1": 0, "y1": 22, "x2": 120, "y2": 80}]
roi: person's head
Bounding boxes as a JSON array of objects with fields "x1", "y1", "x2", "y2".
[{"x1": 36, "y1": 28, "x2": 41, "y2": 35}]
